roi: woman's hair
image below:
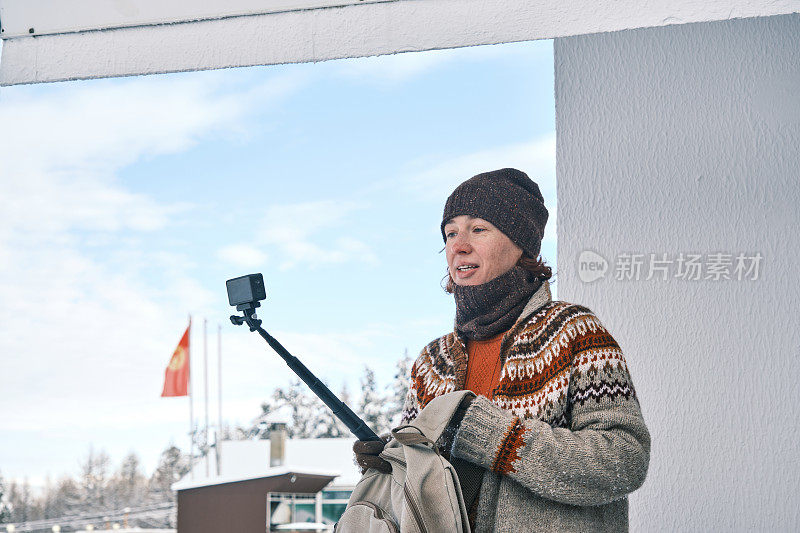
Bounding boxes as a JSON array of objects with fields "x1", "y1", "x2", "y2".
[{"x1": 442, "y1": 254, "x2": 553, "y2": 293}]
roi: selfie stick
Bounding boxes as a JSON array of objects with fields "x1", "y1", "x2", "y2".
[{"x1": 228, "y1": 279, "x2": 380, "y2": 442}]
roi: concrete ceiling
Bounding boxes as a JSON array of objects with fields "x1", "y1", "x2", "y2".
[{"x1": 1, "y1": 0, "x2": 798, "y2": 85}]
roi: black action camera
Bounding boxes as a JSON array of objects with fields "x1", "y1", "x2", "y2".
[{"x1": 226, "y1": 273, "x2": 266, "y2": 311}]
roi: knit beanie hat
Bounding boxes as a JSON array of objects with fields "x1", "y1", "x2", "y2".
[{"x1": 440, "y1": 168, "x2": 549, "y2": 259}]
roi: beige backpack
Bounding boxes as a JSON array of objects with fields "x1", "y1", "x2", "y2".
[{"x1": 335, "y1": 390, "x2": 477, "y2": 533}]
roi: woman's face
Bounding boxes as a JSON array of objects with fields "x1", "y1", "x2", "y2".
[{"x1": 444, "y1": 215, "x2": 523, "y2": 286}]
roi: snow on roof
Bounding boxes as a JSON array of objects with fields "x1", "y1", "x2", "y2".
[
  {"x1": 272, "y1": 523, "x2": 332, "y2": 531},
  {"x1": 172, "y1": 437, "x2": 361, "y2": 491},
  {"x1": 252, "y1": 404, "x2": 293, "y2": 425},
  {"x1": 77, "y1": 530, "x2": 175, "y2": 533},
  {"x1": 171, "y1": 465, "x2": 338, "y2": 491},
  {"x1": 285, "y1": 438, "x2": 361, "y2": 487}
]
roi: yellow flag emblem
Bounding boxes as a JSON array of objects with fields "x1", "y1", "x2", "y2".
[{"x1": 168, "y1": 345, "x2": 186, "y2": 371}]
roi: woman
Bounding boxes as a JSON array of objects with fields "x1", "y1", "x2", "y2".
[{"x1": 355, "y1": 168, "x2": 650, "y2": 532}]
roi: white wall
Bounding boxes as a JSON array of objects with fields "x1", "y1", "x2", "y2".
[{"x1": 554, "y1": 13, "x2": 800, "y2": 531}]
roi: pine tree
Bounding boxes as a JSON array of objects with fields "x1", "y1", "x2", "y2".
[
  {"x1": 273, "y1": 380, "x2": 306, "y2": 438},
  {"x1": 27, "y1": 491, "x2": 44, "y2": 522},
  {"x1": 149, "y1": 445, "x2": 190, "y2": 503},
  {"x1": 387, "y1": 349, "x2": 413, "y2": 427},
  {"x1": 219, "y1": 421, "x2": 248, "y2": 441},
  {"x1": 192, "y1": 426, "x2": 212, "y2": 462},
  {"x1": 250, "y1": 376, "x2": 393, "y2": 440},
  {"x1": 358, "y1": 365, "x2": 389, "y2": 435},
  {"x1": 40, "y1": 476, "x2": 55, "y2": 520},
  {"x1": 109, "y1": 452, "x2": 145, "y2": 510},
  {"x1": 50, "y1": 476, "x2": 81, "y2": 518},
  {"x1": 78, "y1": 446, "x2": 111, "y2": 512},
  {"x1": 261, "y1": 380, "x2": 325, "y2": 438},
  {"x1": 294, "y1": 380, "x2": 329, "y2": 438},
  {"x1": 146, "y1": 444, "x2": 188, "y2": 528},
  {"x1": 6, "y1": 481, "x2": 17, "y2": 523},
  {"x1": 6, "y1": 478, "x2": 32, "y2": 523},
  {"x1": 312, "y1": 383, "x2": 352, "y2": 438},
  {"x1": 0, "y1": 472, "x2": 11, "y2": 524},
  {"x1": 335, "y1": 383, "x2": 354, "y2": 436}
]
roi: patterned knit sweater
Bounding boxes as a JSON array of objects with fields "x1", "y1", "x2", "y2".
[{"x1": 401, "y1": 281, "x2": 651, "y2": 533}]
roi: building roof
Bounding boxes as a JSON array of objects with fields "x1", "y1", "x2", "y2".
[
  {"x1": 172, "y1": 466, "x2": 338, "y2": 492},
  {"x1": 172, "y1": 437, "x2": 360, "y2": 491}
]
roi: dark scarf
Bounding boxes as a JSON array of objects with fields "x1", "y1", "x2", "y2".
[{"x1": 454, "y1": 266, "x2": 542, "y2": 341}]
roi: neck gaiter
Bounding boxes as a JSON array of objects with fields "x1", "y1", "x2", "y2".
[{"x1": 453, "y1": 266, "x2": 542, "y2": 341}]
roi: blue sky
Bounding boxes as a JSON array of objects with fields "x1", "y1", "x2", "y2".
[{"x1": 0, "y1": 39, "x2": 557, "y2": 488}]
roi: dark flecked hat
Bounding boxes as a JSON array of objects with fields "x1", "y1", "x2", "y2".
[{"x1": 441, "y1": 168, "x2": 549, "y2": 259}]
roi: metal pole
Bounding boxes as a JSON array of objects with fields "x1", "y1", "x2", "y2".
[
  {"x1": 204, "y1": 318, "x2": 210, "y2": 477},
  {"x1": 188, "y1": 316, "x2": 195, "y2": 479},
  {"x1": 217, "y1": 324, "x2": 223, "y2": 476}
]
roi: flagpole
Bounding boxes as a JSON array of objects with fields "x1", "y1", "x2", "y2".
[
  {"x1": 217, "y1": 323, "x2": 223, "y2": 476},
  {"x1": 188, "y1": 315, "x2": 195, "y2": 479},
  {"x1": 204, "y1": 318, "x2": 210, "y2": 478}
]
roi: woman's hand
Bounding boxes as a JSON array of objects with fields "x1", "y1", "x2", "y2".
[{"x1": 353, "y1": 433, "x2": 392, "y2": 474}]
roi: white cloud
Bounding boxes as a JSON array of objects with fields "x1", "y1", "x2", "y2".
[
  {"x1": 401, "y1": 133, "x2": 556, "y2": 203},
  {"x1": 0, "y1": 175, "x2": 184, "y2": 247},
  {"x1": 0, "y1": 70, "x2": 310, "y2": 244},
  {"x1": 1, "y1": 79, "x2": 224, "y2": 177},
  {"x1": 0, "y1": 69, "x2": 309, "y2": 178},
  {"x1": 393, "y1": 133, "x2": 558, "y2": 260},
  {"x1": 0, "y1": 70, "x2": 312, "y2": 482},
  {"x1": 255, "y1": 199, "x2": 378, "y2": 269},
  {"x1": 217, "y1": 244, "x2": 269, "y2": 269}
]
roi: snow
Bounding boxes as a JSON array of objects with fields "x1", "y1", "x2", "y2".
[
  {"x1": 285, "y1": 438, "x2": 360, "y2": 487},
  {"x1": 76, "y1": 530, "x2": 175, "y2": 533},
  {"x1": 172, "y1": 437, "x2": 360, "y2": 491},
  {"x1": 272, "y1": 523, "x2": 332, "y2": 531},
  {"x1": 254, "y1": 404, "x2": 293, "y2": 425}
]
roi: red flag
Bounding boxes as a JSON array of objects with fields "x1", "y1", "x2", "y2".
[{"x1": 162, "y1": 323, "x2": 190, "y2": 397}]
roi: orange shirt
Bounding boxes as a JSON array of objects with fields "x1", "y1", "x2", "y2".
[{"x1": 464, "y1": 330, "x2": 506, "y2": 399}]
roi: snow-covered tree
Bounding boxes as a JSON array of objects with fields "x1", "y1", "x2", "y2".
[
  {"x1": 387, "y1": 349, "x2": 413, "y2": 427},
  {"x1": 191, "y1": 425, "x2": 213, "y2": 461},
  {"x1": 108, "y1": 452, "x2": 146, "y2": 510},
  {"x1": 0, "y1": 472, "x2": 11, "y2": 523},
  {"x1": 358, "y1": 366, "x2": 390, "y2": 435},
  {"x1": 274, "y1": 380, "x2": 315, "y2": 438},
  {"x1": 49, "y1": 476, "x2": 81, "y2": 519},
  {"x1": 219, "y1": 421, "x2": 249, "y2": 441},
  {"x1": 312, "y1": 383, "x2": 353, "y2": 438},
  {"x1": 149, "y1": 444, "x2": 190, "y2": 502},
  {"x1": 336, "y1": 383, "x2": 354, "y2": 436},
  {"x1": 6, "y1": 478, "x2": 32, "y2": 523},
  {"x1": 144, "y1": 445, "x2": 188, "y2": 528},
  {"x1": 78, "y1": 446, "x2": 111, "y2": 511},
  {"x1": 247, "y1": 380, "x2": 338, "y2": 439},
  {"x1": 37, "y1": 476, "x2": 57, "y2": 520},
  {"x1": 5, "y1": 481, "x2": 16, "y2": 523}
]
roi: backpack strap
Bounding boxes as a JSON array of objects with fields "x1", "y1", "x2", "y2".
[{"x1": 450, "y1": 457, "x2": 483, "y2": 513}]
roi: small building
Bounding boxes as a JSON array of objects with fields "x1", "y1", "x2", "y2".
[{"x1": 172, "y1": 428, "x2": 359, "y2": 532}]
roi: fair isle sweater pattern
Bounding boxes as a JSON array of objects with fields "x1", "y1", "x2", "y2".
[{"x1": 401, "y1": 298, "x2": 640, "y2": 474}]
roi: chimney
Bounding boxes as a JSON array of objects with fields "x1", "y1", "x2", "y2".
[{"x1": 269, "y1": 422, "x2": 287, "y2": 467}]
